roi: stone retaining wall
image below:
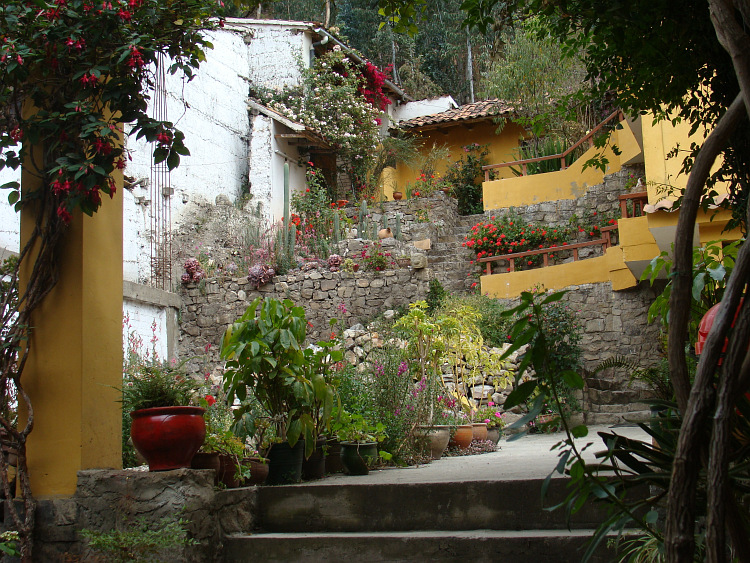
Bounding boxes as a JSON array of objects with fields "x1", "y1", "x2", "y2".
[
  {"x1": 24, "y1": 469, "x2": 249, "y2": 562},
  {"x1": 179, "y1": 264, "x2": 432, "y2": 377}
]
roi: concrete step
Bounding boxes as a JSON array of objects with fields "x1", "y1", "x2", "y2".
[
  {"x1": 252, "y1": 479, "x2": 609, "y2": 533},
  {"x1": 223, "y1": 529, "x2": 617, "y2": 562}
]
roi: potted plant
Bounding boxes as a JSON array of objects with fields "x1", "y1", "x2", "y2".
[
  {"x1": 336, "y1": 412, "x2": 386, "y2": 475},
  {"x1": 123, "y1": 361, "x2": 205, "y2": 472},
  {"x1": 221, "y1": 297, "x2": 338, "y2": 485},
  {"x1": 473, "y1": 401, "x2": 505, "y2": 445}
]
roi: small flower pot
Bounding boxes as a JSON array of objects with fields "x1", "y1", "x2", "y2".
[
  {"x1": 416, "y1": 425, "x2": 451, "y2": 460},
  {"x1": 448, "y1": 424, "x2": 473, "y2": 451},
  {"x1": 266, "y1": 440, "x2": 304, "y2": 485},
  {"x1": 472, "y1": 422, "x2": 488, "y2": 442},
  {"x1": 243, "y1": 457, "x2": 269, "y2": 486},
  {"x1": 392, "y1": 191, "x2": 403, "y2": 201},
  {"x1": 340, "y1": 442, "x2": 378, "y2": 475},
  {"x1": 302, "y1": 437, "x2": 327, "y2": 481},
  {"x1": 325, "y1": 438, "x2": 344, "y2": 474},
  {"x1": 486, "y1": 428, "x2": 501, "y2": 446},
  {"x1": 218, "y1": 454, "x2": 241, "y2": 488},
  {"x1": 191, "y1": 451, "x2": 221, "y2": 484}
]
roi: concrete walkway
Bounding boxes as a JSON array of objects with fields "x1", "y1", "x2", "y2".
[{"x1": 308, "y1": 424, "x2": 649, "y2": 485}]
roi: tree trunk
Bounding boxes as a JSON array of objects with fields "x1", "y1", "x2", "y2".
[{"x1": 664, "y1": 93, "x2": 745, "y2": 561}]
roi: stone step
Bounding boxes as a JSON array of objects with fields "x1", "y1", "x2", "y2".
[
  {"x1": 223, "y1": 529, "x2": 618, "y2": 562},
  {"x1": 251, "y1": 479, "x2": 609, "y2": 534}
]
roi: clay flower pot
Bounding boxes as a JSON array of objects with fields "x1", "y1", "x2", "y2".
[
  {"x1": 472, "y1": 422, "x2": 488, "y2": 442},
  {"x1": 448, "y1": 424, "x2": 473, "y2": 451},
  {"x1": 392, "y1": 191, "x2": 403, "y2": 201},
  {"x1": 130, "y1": 406, "x2": 206, "y2": 471}
]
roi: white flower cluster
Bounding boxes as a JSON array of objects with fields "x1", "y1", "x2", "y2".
[{"x1": 269, "y1": 50, "x2": 381, "y2": 184}]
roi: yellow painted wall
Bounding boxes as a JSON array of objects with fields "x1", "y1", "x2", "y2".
[
  {"x1": 641, "y1": 115, "x2": 728, "y2": 203},
  {"x1": 389, "y1": 120, "x2": 526, "y2": 199},
  {"x1": 19, "y1": 150, "x2": 123, "y2": 498},
  {"x1": 482, "y1": 120, "x2": 641, "y2": 210}
]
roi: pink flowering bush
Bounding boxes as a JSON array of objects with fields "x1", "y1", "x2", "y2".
[{"x1": 473, "y1": 402, "x2": 505, "y2": 429}]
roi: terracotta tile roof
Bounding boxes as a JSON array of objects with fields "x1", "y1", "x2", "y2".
[{"x1": 397, "y1": 99, "x2": 515, "y2": 130}]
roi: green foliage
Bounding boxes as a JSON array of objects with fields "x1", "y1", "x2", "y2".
[
  {"x1": 80, "y1": 515, "x2": 197, "y2": 563},
  {"x1": 482, "y1": 17, "x2": 587, "y2": 143},
  {"x1": 335, "y1": 411, "x2": 387, "y2": 444},
  {"x1": 221, "y1": 297, "x2": 340, "y2": 458},
  {"x1": 0, "y1": 0, "x2": 223, "y2": 219},
  {"x1": 640, "y1": 240, "x2": 740, "y2": 343},
  {"x1": 0, "y1": 531, "x2": 20, "y2": 557},
  {"x1": 122, "y1": 362, "x2": 198, "y2": 413},
  {"x1": 443, "y1": 143, "x2": 492, "y2": 215},
  {"x1": 425, "y1": 278, "x2": 448, "y2": 316},
  {"x1": 445, "y1": 293, "x2": 513, "y2": 348},
  {"x1": 122, "y1": 318, "x2": 198, "y2": 414}
]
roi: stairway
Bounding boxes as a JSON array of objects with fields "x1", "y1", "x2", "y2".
[
  {"x1": 428, "y1": 213, "x2": 485, "y2": 294},
  {"x1": 222, "y1": 477, "x2": 618, "y2": 562}
]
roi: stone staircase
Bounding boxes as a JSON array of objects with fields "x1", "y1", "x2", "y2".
[
  {"x1": 221, "y1": 477, "x2": 618, "y2": 562},
  {"x1": 428, "y1": 213, "x2": 485, "y2": 294}
]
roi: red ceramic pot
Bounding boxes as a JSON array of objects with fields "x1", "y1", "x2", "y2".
[{"x1": 130, "y1": 406, "x2": 206, "y2": 471}]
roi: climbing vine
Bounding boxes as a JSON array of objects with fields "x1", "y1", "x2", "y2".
[{"x1": 0, "y1": 1, "x2": 224, "y2": 559}]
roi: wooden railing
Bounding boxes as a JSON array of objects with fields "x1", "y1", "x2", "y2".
[
  {"x1": 482, "y1": 110, "x2": 625, "y2": 182},
  {"x1": 477, "y1": 226, "x2": 618, "y2": 275},
  {"x1": 619, "y1": 191, "x2": 649, "y2": 218}
]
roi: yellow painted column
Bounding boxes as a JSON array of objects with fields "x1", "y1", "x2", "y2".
[{"x1": 19, "y1": 158, "x2": 123, "y2": 498}]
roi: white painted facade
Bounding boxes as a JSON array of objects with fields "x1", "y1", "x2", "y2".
[{"x1": 0, "y1": 18, "x2": 409, "y2": 357}]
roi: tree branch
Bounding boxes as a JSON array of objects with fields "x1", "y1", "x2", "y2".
[{"x1": 665, "y1": 93, "x2": 746, "y2": 561}]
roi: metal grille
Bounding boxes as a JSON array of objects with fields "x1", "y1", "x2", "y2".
[{"x1": 149, "y1": 53, "x2": 172, "y2": 290}]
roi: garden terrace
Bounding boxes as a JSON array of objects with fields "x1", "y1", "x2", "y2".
[{"x1": 478, "y1": 225, "x2": 619, "y2": 275}]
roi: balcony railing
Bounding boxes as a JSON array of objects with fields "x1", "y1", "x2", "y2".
[
  {"x1": 619, "y1": 191, "x2": 649, "y2": 218},
  {"x1": 477, "y1": 225, "x2": 619, "y2": 275},
  {"x1": 482, "y1": 110, "x2": 625, "y2": 182}
]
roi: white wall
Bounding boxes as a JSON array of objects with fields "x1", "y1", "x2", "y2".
[
  {"x1": 0, "y1": 150, "x2": 20, "y2": 254},
  {"x1": 123, "y1": 299, "x2": 169, "y2": 362},
  {"x1": 392, "y1": 96, "x2": 459, "y2": 123}
]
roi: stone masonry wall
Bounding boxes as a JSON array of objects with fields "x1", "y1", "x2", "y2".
[
  {"x1": 496, "y1": 280, "x2": 662, "y2": 424},
  {"x1": 21, "y1": 468, "x2": 254, "y2": 562},
  {"x1": 179, "y1": 263, "x2": 432, "y2": 377}
]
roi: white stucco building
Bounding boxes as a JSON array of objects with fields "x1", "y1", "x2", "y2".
[{"x1": 1, "y1": 18, "x2": 448, "y2": 359}]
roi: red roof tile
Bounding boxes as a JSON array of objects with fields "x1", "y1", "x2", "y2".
[{"x1": 397, "y1": 99, "x2": 515, "y2": 130}]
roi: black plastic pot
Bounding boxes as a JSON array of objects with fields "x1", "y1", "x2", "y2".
[
  {"x1": 340, "y1": 442, "x2": 378, "y2": 476},
  {"x1": 302, "y1": 436, "x2": 327, "y2": 480},
  {"x1": 266, "y1": 440, "x2": 304, "y2": 485}
]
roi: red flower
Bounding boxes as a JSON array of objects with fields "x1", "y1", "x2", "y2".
[{"x1": 205, "y1": 395, "x2": 217, "y2": 406}]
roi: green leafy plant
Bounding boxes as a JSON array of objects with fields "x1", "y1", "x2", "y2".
[
  {"x1": 80, "y1": 515, "x2": 197, "y2": 563},
  {"x1": 358, "y1": 241, "x2": 393, "y2": 272},
  {"x1": 443, "y1": 143, "x2": 493, "y2": 215},
  {"x1": 640, "y1": 239, "x2": 741, "y2": 343},
  {"x1": 220, "y1": 297, "x2": 339, "y2": 458},
  {"x1": 425, "y1": 278, "x2": 448, "y2": 316},
  {"x1": 122, "y1": 362, "x2": 198, "y2": 413},
  {"x1": 335, "y1": 411, "x2": 387, "y2": 444},
  {"x1": 0, "y1": 531, "x2": 20, "y2": 558}
]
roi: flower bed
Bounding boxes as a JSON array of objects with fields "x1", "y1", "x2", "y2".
[{"x1": 464, "y1": 210, "x2": 619, "y2": 271}]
